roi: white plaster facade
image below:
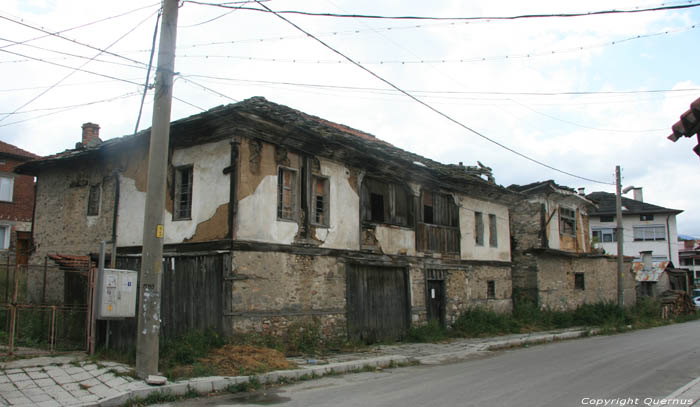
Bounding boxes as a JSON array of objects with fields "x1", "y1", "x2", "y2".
[
  {"x1": 590, "y1": 213, "x2": 680, "y2": 265},
  {"x1": 458, "y1": 195, "x2": 511, "y2": 262}
]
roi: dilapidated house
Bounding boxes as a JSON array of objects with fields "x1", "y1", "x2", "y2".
[
  {"x1": 508, "y1": 181, "x2": 636, "y2": 310},
  {"x1": 17, "y1": 97, "x2": 519, "y2": 344}
]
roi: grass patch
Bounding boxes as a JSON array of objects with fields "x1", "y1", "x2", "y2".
[
  {"x1": 121, "y1": 387, "x2": 201, "y2": 407},
  {"x1": 226, "y1": 377, "x2": 261, "y2": 393},
  {"x1": 407, "y1": 320, "x2": 448, "y2": 342}
]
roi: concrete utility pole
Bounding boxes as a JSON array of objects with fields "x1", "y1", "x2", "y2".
[
  {"x1": 615, "y1": 165, "x2": 624, "y2": 307},
  {"x1": 136, "y1": 0, "x2": 179, "y2": 379}
]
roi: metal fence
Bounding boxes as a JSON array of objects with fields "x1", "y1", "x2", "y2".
[{"x1": 1, "y1": 260, "x2": 91, "y2": 356}]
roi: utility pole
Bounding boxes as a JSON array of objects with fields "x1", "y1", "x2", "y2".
[
  {"x1": 136, "y1": 0, "x2": 179, "y2": 379},
  {"x1": 615, "y1": 165, "x2": 624, "y2": 307}
]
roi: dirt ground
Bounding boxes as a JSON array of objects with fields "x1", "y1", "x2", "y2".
[{"x1": 199, "y1": 345, "x2": 295, "y2": 376}]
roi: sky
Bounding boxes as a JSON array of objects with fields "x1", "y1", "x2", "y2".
[{"x1": 1, "y1": 0, "x2": 699, "y2": 239}]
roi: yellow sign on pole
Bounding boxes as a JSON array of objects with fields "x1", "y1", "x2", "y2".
[{"x1": 156, "y1": 224, "x2": 164, "y2": 238}]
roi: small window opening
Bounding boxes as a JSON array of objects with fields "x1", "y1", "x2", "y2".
[
  {"x1": 487, "y1": 280, "x2": 495, "y2": 299},
  {"x1": 575, "y1": 273, "x2": 585, "y2": 290}
]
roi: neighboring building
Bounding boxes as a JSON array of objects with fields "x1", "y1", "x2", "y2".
[
  {"x1": 508, "y1": 181, "x2": 636, "y2": 310},
  {"x1": 634, "y1": 252, "x2": 690, "y2": 298},
  {"x1": 0, "y1": 140, "x2": 39, "y2": 265},
  {"x1": 679, "y1": 239, "x2": 700, "y2": 287},
  {"x1": 587, "y1": 189, "x2": 682, "y2": 266},
  {"x1": 16, "y1": 97, "x2": 518, "y2": 344}
]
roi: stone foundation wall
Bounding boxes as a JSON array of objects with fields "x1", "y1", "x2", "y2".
[
  {"x1": 228, "y1": 251, "x2": 347, "y2": 338},
  {"x1": 444, "y1": 264, "x2": 512, "y2": 325},
  {"x1": 537, "y1": 255, "x2": 636, "y2": 310}
]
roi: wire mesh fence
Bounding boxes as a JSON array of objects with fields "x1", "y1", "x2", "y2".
[{"x1": 1, "y1": 259, "x2": 91, "y2": 356}]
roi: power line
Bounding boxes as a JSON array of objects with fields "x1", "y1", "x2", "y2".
[
  {"x1": 0, "y1": 3, "x2": 160, "y2": 49},
  {"x1": 187, "y1": 1, "x2": 700, "y2": 21},
  {"x1": 179, "y1": 77, "x2": 239, "y2": 102},
  {"x1": 0, "y1": 78, "x2": 144, "y2": 93},
  {"x1": 134, "y1": 11, "x2": 161, "y2": 135},
  {"x1": 173, "y1": 23, "x2": 698, "y2": 65},
  {"x1": 0, "y1": 13, "x2": 150, "y2": 68},
  {"x1": 0, "y1": 10, "x2": 157, "y2": 123},
  {"x1": 0, "y1": 91, "x2": 141, "y2": 115},
  {"x1": 253, "y1": 1, "x2": 615, "y2": 186}
]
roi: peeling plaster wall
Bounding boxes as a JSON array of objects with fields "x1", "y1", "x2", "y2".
[
  {"x1": 118, "y1": 139, "x2": 231, "y2": 246},
  {"x1": 237, "y1": 176, "x2": 299, "y2": 244},
  {"x1": 316, "y1": 158, "x2": 359, "y2": 250},
  {"x1": 373, "y1": 226, "x2": 416, "y2": 256},
  {"x1": 458, "y1": 196, "x2": 510, "y2": 261}
]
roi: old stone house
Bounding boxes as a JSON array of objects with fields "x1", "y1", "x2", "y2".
[
  {"x1": 0, "y1": 141, "x2": 39, "y2": 266},
  {"x1": 508, "y1": 180, "x2": 636, "y2": 310},
  {"x1": 16, "y1": 97, "x2": 518, "y2": 344}
]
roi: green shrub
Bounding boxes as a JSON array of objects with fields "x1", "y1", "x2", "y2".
[
  {"x1": 407, "y1": 320, "x2": 447, "y2": 342},
  {"x1": 159, "y1": 329, "x2": 226, "y2": 367},
  {"x1": 452, "y1": 307, "x2": 521, "y2": 337}
]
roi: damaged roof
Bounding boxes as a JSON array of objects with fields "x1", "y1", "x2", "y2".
[
  {"x1": 16, "y1": 96, "x2": 517, "y2": 201},
  {"x1": 586, "y1": 191, "x2": 682, "y2": 216},
  {"x1": 667, "y1": 96, "x2": 700, "y2": 157},
  {"x1": 508, "y1": 180, "x2": 594, "y2": 205},
  {"x1": 0, "y1": 140, "x2": 40, "y2": 160}
]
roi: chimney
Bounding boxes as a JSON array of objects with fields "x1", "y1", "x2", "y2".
[
  {"x1": 640, "y1": 251, "x2": 653, "y2": 271},
  {"x1": 577, "y1": 187, "x2": 585, "y2": 196},
  {"x1": 632, "y1": 187, "x2": 643, "y2": 202},
  {"x1": 81, "y1": 122, "x2": 102, "y2": 148}
]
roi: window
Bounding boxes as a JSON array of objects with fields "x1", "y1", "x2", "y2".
[
  {"x1": 633, "y1": 225, "x2": 665, "y2": 241},
  {"x1": 574, "y1": 273, "x2": 585, "y2": 290},
  {"x1": 475, "y1": 212, "x2": 484, "y2": 246},
  {"x1": 361, "y1": 178, "x2": 413, "y2": 227},
  {"x1": 488, "y1": 214, "x2": 497, "y2": 247},
  {"x1": 559, "y1": 207, "x2": 576, "y2": 236},
  {"x1": 422, "y1": 191, "x2": 458, "y2": 227},
  {"x1": 87, "y1": 184, "x2": 101, "y2": 216},
  {"x1": 592, "y1": 228, "x2": 617, "y2": 243},
  {"x1": 277, "y1": 167, "x2": 296, "y2": 220},
  {"x1": 640, "y1": 214, "x2": 654, "y2": 221},
  {"x1": 487, "y1": 280, "x2": 495, "y2": 299},
  {"x1": 311, "y1": 176, "x2": 329, "y2": 226},
  {"x1": 0, "y1": 225, "x2": 8, "y2": 249},
  {"x1": 599, "y1": 215, "x2": 614, "y2": 222},
  {"x1": 174, "y1": 166, "x2": 193, "y2": 220},
  {"x1": 0, "y1": 176, "x2": 13, "y2": 202}
]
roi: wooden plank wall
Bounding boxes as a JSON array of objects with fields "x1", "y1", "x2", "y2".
[{"x1": 99, "y1": 253, "x2": 229, "y2": 351}]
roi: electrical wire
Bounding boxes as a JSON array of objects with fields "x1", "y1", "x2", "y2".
[
  {"x1": 186, "y1": 1, "x2": 700, "y2": 21},
  {"x1": 0, "y1": 78, "x2": 144, "y2": 93},
  {"x1": 242, "y1": 1, "x2": 617, "y2": 185},
  {"x1": 134, "y1": 11, "x2": 162, "y2": 134},
  {"x1": 0, "y1": 10, "x2": 157, "y2": 123},
  {"x1": 0, "y1": 3, "x2": 161, "y2": 49}
]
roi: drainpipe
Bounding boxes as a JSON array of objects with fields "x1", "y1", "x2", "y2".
[
  {"x1": 111, "y1": 171, "x2": 120, "y2": 268},
  {"x1": 666, "y1": 215, "x2": 672, "y2": 266},
  {"x1": 30, "y1": 178, "x2": 38, "y2": 253}
]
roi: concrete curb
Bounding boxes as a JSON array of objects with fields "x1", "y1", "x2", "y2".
[
  {"x1": 665, "y1": 376, "x2": 700, "y2": 400},
  {"x1": 87, "y1": 329, "x2": 596, "y2": 407}
]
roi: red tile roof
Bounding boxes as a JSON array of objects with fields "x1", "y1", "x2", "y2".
[{"x1": 0, "y1": 140, "x2": 40, "y2": 160}]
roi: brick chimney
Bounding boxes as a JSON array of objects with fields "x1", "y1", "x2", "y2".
[{"x1": 81, "y1": 122, "x2": 102, "y2": 148}]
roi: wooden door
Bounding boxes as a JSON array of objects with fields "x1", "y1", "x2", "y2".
[
  {"x1": 426, "y1": 280, "x2": 445, "y2": 326},
  {"x1": 347, "y1": 265, "x2": 409, "y2": 343}
]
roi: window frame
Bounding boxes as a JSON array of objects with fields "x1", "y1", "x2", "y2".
[
  {"x1": 488, "y1": 214, "x2": 498, "y2": 248},
  {"x1": 599, "y1": 215, "x2": 614, "y2": 222},
  {"x1": 87, "y1": 184, "x2": 101, "y2": 216},
  {"x1": 574, "y1": 273, "x2": 585, "y2": 290},
  {"x1": 277, "y1": 166, "x2": 298, "y2": 221},
  {"x1": 311, "y1": 175, "x2": 330, "y2": 227},
  {"x1": 640, "y1": 214, "x2": 655, "y2": 221},
  {"x1": 559, "y1": 207, "x2": 576, "y2": 236},
  {"x1": 592, "y1": 227, "x2": 617, "y2": 243},
  {"x1": 361, "y1": 178, "x2": 414, "y2": 228},
  {"x1": 173, "y1": 165, "x2": 194, "y2": 221},
  {"x1": 475, "y1": 212, "x2": 484, "y2": 246},
  {"x1": 487, "y1": 280, "x2": 495, "y2": 299},
  {"x1": 0, "y1": 224, "x2": 9, "y2": 250},
  {"x1": 633, "y1": 225, "x2": 666, "y2": 241},
  {"x1": 0, "y1": 175, "x2": 14, "y2": 202}
]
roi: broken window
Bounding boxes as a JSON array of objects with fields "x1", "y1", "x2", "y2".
[
  {"x1": 574, "y1": 273, "x2": 585, "y2": 290},
  {"x1": 417, "y1": 190, "x2": 459, "y2": 254},
  {"x1": 361, "y1": 178, "x2": 413, "y2": 227},
  {"x1": 174, "y1": 166, "x2": 193, "y2": 220},
  {"x1": 277, "y1": 167, "x2": 297, "y2": 220},
  {"x1": 488, "y1": 214, "x2": 497, "y2": 247},
  {"x1": 633, "y1": 225, "x2": 665, "y2": 241},
  {"x1": 559, "y1": 207, "x2": 576, "y2": 236},
  {"x1": 311, "y1": 176, "x2": 329, "y2": 226},
  {"x1": 487, "y1": 280, "x2": 495, "y2": 299},
  {"x1": 87, "y1": 184, "x2": 101, "y2": 216},
  {"x1": 475, "y1": 212, "x2": 484, "y2": 246}
]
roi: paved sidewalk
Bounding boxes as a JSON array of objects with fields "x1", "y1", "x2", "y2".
[{"x1": 1, "y1": 328, "x2": 698, "y2": 407}]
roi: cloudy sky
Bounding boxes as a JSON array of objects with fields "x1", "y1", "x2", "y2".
[{"x1": 1, "y1": 0, "x2": 699, "y2": 237}]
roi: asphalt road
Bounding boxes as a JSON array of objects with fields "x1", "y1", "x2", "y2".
[{"x1": 163, "y1": 320, "x2": 700, "y2": 407}]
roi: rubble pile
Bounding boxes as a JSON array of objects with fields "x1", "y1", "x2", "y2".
[{"x1": 659, "y1": 290, "x2": 697, "y2": 318}]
